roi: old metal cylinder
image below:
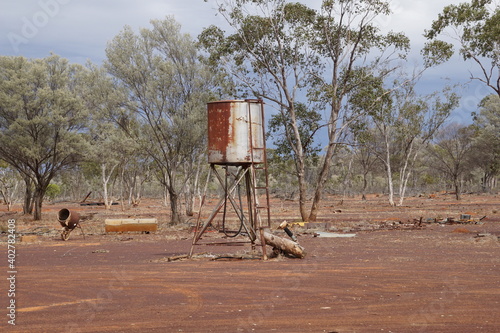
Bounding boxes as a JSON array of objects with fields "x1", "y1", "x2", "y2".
[
  {"x1": 207, "y1": 99, "x2": 265, "y2": 165},
  {"x1": 58, "y1": 208, "x2": 80, "y2": 229}
]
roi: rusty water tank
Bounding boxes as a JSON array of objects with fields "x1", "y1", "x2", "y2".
[{"x1": 207, "y1": 99, "x2": 265, "y2": 165}]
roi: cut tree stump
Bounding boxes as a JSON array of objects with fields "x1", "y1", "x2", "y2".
[{"x1": 263, "y1": 231, "x2": 306, "y2": 258}]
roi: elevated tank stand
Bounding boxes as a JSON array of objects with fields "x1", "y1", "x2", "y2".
[{"x1": 189, "y1": 99, "x2": 271, "y2": 260}]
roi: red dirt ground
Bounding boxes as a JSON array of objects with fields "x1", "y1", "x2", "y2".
[{"x1": 1, "y1": 193, "x2": 499, "y2": 332}]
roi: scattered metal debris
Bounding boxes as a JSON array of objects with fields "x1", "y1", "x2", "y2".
[
  {"x1": 79, "y1": 191, "x2": 119, "y2": 206},
  {"x1": 212, "y1": 254, "x2": 262, "y2": 261},
  {"x1": 474, "y1": 233, "x2": 500, "y2": 242},
  {"x1": 163, "y1": 252, "x2": 223, "y2": 262},
  {"x1": 313, "y1": 232, "x2": 356, "y2": 238},
  {"x1": 421, "y1": 214, "x2": 487, "y2": 225}
]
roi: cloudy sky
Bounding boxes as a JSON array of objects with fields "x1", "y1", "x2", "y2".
[{"x1": 0, "y1": 0, "x2": 491, "y2": 123}]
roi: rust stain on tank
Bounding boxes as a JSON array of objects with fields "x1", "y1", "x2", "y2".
[{"x1": 207, "y1": 101, "x2": 233, "y2": 163}]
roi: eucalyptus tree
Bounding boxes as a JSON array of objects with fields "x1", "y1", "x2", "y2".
[
  {"x1": 0, "y1": 55, "x2": 91, "y2": 220},
  {"x1": 268, "y1": 102, "x2": 322, "y2": 200},
  {"x1": 427, "y1": 123, "x2": 476, "y2": 200},
  {"x1": 308, "y1": 0, "x2": 410, "y2": 217},
  {"x1": 471, "y1": 94, "x2": 500, "y2": 191},
  {"x1": 347, "y1": 126, "x2": 380, "y2": 200},
  {"x1": 120, "y1": 153, "x2": 153, "y2": 207},
  {"x1": 0, "y1": 161, "x2": 20, "y2": 211},
  {"x1": 389, "y1": 84, "x2": 458, "y2": 205},
  {"x1": 200, "y1": 0, "x2": 409, "y2": 221},
  {"x1": 200, "y1": 0, "x2": 320, "y2": 221},
  {"x1": 105, "y1": 17, "x2": 219, "y2": 223},
  {"x1": 423, "y1": 0, "x2": 500, "y2": 96},
  {"x1": 348, "y1": 70, "x2": 458, "y2": 206},
  {"x1": 82, "y1": 64, "x2": 136, "y2": 209}
]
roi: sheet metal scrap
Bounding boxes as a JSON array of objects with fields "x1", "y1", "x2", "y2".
[{"x1": 423, "y1": 215, "x2": 487, "y2": 225}]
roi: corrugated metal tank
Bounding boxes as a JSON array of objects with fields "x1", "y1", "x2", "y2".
[{"x1": 207, "y1": 100, "x2": 265, "y2": 165}]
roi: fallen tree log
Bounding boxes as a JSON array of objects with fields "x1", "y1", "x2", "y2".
[{"x1": 263, "y1": 231, "x2": 306, "y2": 259}]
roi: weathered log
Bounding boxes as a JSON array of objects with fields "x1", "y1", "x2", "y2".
[
  {"x1": 263, "y1": 231, "x2": 306, "y2": 258},
  {"x1": 167, "y1": 254, "x2": 190, "y2": 262}
]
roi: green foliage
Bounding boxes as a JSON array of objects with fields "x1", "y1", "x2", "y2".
[
  {"x1": 421, "y1": 40, "x2": 455, "y2": 67},
  {"x1": 470, "y1": 94, "x2": 500, "y2": 189},
  {"x1": 201, "y1": 0, "x2": 413, "y2": 219},
  {"x1": 423, "y1": 0, "x2": 500, "y2": 95},
  {"x1": 268, "y1": 102, "x2": 321, "y2": 159},
  {"x1": 427, "y1": 123, "x2": 477, "y2": 199},
  {"x1": 0, "y1": 54, "x2": 92, "y2": 219},
  {"x1": 421, "y1": 173, "x2": 438, "y2": 185},
  {"x1": 105, "y1": 16, "x2": 220, "y2": 223},
  {"x1": 0, "y1": 163, "x2": 20, "y2": 206},
  {"x1": 45, "y1": 183, "x2": 61, "y2": 201}
]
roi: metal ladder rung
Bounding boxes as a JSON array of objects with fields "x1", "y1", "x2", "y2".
[{"x1": 247, "y1": 100, "x2": 271, "y2": 258}]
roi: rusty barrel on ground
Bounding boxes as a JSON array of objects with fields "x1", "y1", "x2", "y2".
[{"x1": 58, "y1": 208, "x2": 80, "y2": 229}]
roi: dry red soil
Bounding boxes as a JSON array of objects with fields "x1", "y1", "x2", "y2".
[{"x1": 1, "y1": 193, "x2": 499, "y2": 332}]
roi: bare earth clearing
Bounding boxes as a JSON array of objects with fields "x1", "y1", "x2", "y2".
[{"x1": 1, "y1": 193, "x2": 499, "y2": 333}]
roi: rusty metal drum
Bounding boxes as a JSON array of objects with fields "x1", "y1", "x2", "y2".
[
  {"x1": 58, "y1": 208, "x2": 80, "y2": 229},
  {"x1": 207, "y1": 100, "x2": 265, "y2": 165}
]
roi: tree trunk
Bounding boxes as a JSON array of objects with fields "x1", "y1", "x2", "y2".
[
  {"x1": 132, "y1": 174, "x2": 142, "y2": 206},
  {"x1": 387, "y1": 168, "x2": 395, "y2": 206},
  {"x1": 384, "y1": 134, "x2": 395, "y2": 206},
  {"x1": 397, "y1": 143, "x2": 418, "y2": 206},
  {"x1": 190, "y1": 157, "x2": 203, "y2": 213},
  {"x1": 102, "y1": 163, "x2": 118, "y2": 210},
  {"x1": 184, "y1": 177, "x2": 194, "y2": 216},
  {"x1": 120, "y1": 167, "x2": 126, "y2": 211},
  {"x1": 297, "y1": 170, "x2": 308, "y2": 222},
  {"x1": 263, "y1": 231, "x2": 306, "y2": 258},
  {"x1": 102, "y1": 164, "x2": 111, "y2": 210},
  {"x1": 32, "y1": 186, "x2": 45, "y2": 221},
  {"x1": 289, "y1": 142, "x2": 307, "y2": 221},
  {"x1": 454, "y1": 178, "x2": 461, "y2": 200},
  {"x1": 398, "y1": 161, "x2": 412, "y2": 206},
  {"x1": 23, "y1": 177, "x2": 34, "y2": 215},
  {"x1": 0, "y1": 191, "x2": 11, "y2": 211},
  {"x1": 289, "y1": 122, "x2": 308, "y2": 222},
  {"x1": 168, "y1": 186, "x2": 183, "y2": 224},
  {"x1": 309, "y1": 100, "x2": 343, "y2": 221},
  {"x1": 361, "y1": 171, "x2": 368, "y2": 201},
  {"x1": 309, "y1": 143, "x2": 336, "y2": 221}
]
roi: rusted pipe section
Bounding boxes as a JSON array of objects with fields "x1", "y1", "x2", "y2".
[{"x1": 58, "y1": 208, "x2": 80, "y2": 230}]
